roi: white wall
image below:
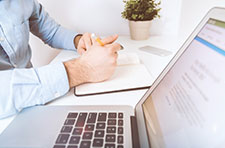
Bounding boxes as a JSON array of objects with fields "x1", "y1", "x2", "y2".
[
  {"x1": 179, "y1": 0, "x2": 225, "y2": 43},
  {"x1": 30, "y1": 0, "x2": 182, "y2": 67}
]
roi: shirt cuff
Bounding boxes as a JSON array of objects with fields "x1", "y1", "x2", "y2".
[{"x1": 37, "y1": 62, "x2": 69, "y2": 104}]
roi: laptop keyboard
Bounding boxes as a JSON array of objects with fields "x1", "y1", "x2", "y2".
[{"x1": 53, "y1": 112, "x2": 124, "y2": 148}]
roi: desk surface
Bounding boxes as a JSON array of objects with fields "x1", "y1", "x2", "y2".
[{"x1": 0, "y1": 35, "x2": 180, "y2": 135}]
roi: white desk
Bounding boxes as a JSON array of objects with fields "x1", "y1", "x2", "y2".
[{"x1": 0, "y1": 35, "x2": 180, "y2": 135}]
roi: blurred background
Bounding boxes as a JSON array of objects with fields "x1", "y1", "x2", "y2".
[{"x1": 30, "y1": 0, "x2": 225, "y2": 67}]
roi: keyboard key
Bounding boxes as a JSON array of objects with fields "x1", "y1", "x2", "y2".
[
  {"x1": 93, "y1": 139, "x2": 103, "y2": 147},
  {"x1": 61, "y1": 126, "x2": 73, "y2": 133},
  {"x1": 69, "y1": 136, "x2": 80, "y2": 144},
  {"x1": 98, "y1": 113, "x2": 107, "y2": 121},
  {"x1": 106, "y1": 135, "x2": 116, "y2": 142},
  {"x1": 95, "y1": 130, "x2": 105, "y2": 137},
  {"x1": 83, "y1": 132, "x2": 93, "y2": 139},
  {"x1": 117, "y1": 145, "x2": 123, "y2": 148},
  {"x1": 72, "y1": 128, "x2": 83, "y2": 135},
  {"x1": 118, "y1": 120, "x2": 123, "y2": 126},
  {"x1": 55, "y1": 134, "x2": 70, "y2": 144},
  {"x1": 87, "y1": 113, "x2": 97, "y2": 123},
  {"x1": 108, "y1": 113, "x2": 117, "y2": 118},
  {"x1": 80, "y1": 141, "x2": 91, "y2": 148},
  {"x1": 118, "y1": 113, "x2": 123, "y2": 118},
  {"x1": 64, "y1": 119, "x2": 75, "y2": 125},
  {"x1": 67, "y1": 113, "x2": 78, "y2": 118},
  {"x1": 107, "y1": 127, "x2": 116, "y2": 133},
  {"x1": 105, "y1": 144, "x2": 115, "y2": 148},
  {"x1": 67, "y1": 145, "x2": 78, "y2": 148},
  {"x1": 53, "y1": 145, "x2": 65, "y2": 148},
  {"x1": 117, "y1": 136, "x2": 123, "y2": 144},
  {"x1": 76, "y1": 113, "x2": 87, "y2": 127},
  {"x1": 107, "y1": 119, "x2": 116, "y2": 125},
  {"x1": 118, "y1": 127, "x2": 123, "y2": 134},
  {"x1": 96, "y1": 123, "x2": 105, "y2": 129},
  {"x1": 85, "y1": 124, "x2": 94, "y2": 131}
]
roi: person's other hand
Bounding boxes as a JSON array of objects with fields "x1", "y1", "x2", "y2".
[
  {"x1": 64, "y1": 37, "x2": 121, "y2": 88},
  {"x1": 76, "y1": 33, "x2": 118, "y2": 55}
]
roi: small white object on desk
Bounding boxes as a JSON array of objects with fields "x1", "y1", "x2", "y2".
[
  {"x1": 139, "y1": 45, "x2": 173, "y2": 57},
  {"x1": 74, "y1": 52, "x2": 154, "y2": 96}
]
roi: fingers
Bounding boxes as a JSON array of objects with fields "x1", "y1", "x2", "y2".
[
  {"x1": 78, "y1": 48, "x2": 86, "y2": 55},
  {"x1": 89, "y1": 34, "x2": 118, "y2": 46},
  {"x1": 90, "y1": 35, "x2": 98, "y2": 45},
  {"x1": 101, "y1": 34, "x2": 118, "y2": 45},
  {"x1": 114, "y1": 52, "x2": 118, "y2": 63},
  {"x1": 108, "y1": 43, "x2": 122, "y2": 53},
  {"x1": 83, "y1": 33, "x2": 92, "y2": 49}
]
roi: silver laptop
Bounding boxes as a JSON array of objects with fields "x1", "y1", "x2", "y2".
[{"x1": 1, "y1": 7, "x2": 225, "y2": 148}]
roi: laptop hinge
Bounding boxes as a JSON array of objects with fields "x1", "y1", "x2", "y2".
[{"x1": 130, "y1": 116, "x2": 140, "y2": 148}]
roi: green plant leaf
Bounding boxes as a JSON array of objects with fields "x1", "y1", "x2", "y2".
[{"x1": 121, "y1": 0, "x2": 161, "y2": 21}]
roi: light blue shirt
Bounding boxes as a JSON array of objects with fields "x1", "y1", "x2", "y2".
[{"x1": 0, "y1": 0, "x2": 78, "y2": 119}]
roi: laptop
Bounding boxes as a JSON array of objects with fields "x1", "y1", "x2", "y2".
[{"x1": 1, "y1": 7, "x2": 225, "y2": 148}]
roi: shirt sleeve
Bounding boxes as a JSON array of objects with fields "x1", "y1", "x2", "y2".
[
  {"x1": 0, "y1": 62, "x2": 69, "y2": 119},
  {"x1": 29, "y1": 0, "x2": 78, "y2": 51}
]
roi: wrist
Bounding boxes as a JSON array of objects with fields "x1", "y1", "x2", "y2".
[
  {"x1": 63, "y1": 58, "x2": 89, "y2": 88},
  {"x1": 74, "y1": 34, "x2": 83, "y2": 49}
]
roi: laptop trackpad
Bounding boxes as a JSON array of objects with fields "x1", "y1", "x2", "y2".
[{"x1": 0, "y1": 106, "x2": 68, "y2": 148}]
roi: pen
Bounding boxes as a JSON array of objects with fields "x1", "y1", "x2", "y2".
[{"x1": 91, "y1": 33, "x2": 104, "y2": 46}]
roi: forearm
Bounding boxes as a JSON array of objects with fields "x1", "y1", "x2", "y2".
[
  {"x1": 48, "y1": 26, "x2": 78, "y2": 50},
  {"x1": 0, "y1": 62, "x2": 69, "y2": 119}
]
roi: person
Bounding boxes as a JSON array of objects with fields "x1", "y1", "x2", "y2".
[{"x1": 0, "y1": 0, "x2": 121, "y2": 119}]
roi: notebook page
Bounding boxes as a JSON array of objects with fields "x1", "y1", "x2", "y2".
[{"x1": 75, "y1": 64, "x2": 153, "y2": 95}]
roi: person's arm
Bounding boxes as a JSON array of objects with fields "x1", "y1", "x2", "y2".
[
  {"x1": 29, "y1": 0, "x2": 78, "y2": 50},
  {"x1": 0, "y1": 35, "x2": 121, "y2": 119},
  {"x1": 0, "y1": 62, "x2": 69, "y2": 119}
]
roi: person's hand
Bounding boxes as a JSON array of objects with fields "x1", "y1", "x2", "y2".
[
  {"x1": 64, "y1": 37, "x2": 121, "y2": 88},
  {"x1": 76, "y1": 33, "x2": 118, "y2": 55}
]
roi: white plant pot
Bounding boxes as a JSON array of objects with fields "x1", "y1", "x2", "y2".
[{"x1": 129, "y1": 20, "x2": 152, "y2": 40}]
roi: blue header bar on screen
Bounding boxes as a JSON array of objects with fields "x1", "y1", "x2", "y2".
[{"x1": 195, "y1": 36, "x2": 225, "y2": 57}]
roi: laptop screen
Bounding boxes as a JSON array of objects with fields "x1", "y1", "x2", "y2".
[{"x1": 142, "y1": 19, "x2": 225, "y2": 148}]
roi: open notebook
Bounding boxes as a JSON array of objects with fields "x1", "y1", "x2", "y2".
[{"x1": 74, "y1": 52, "x2": 154, "y2": 96}]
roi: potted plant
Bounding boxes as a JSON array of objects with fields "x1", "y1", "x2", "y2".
[{"x1": 122, "y1": 0, "x2": 161, "y2": 40}]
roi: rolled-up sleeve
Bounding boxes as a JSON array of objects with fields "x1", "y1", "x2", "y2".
[
  {"x1": 0, "y1": 62, "x2": 69, "y2": 119},
  {"x1": 29, "y1": 0, "x2": 78, "y2": 50}
]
